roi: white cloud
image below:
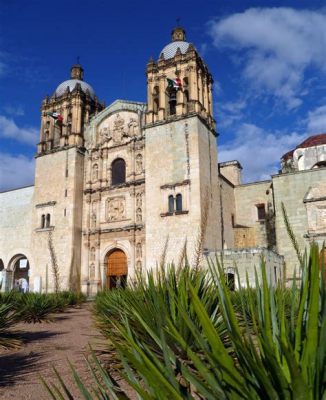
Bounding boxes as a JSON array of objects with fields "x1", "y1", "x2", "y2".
[
  {"x1": 216, "y1": 98, "x2": 247, "y2": 128},
  {"x1": 219, "y1": 123, "x2": 306, "y2": 182},
  {"x1": 4, "y1": 105, "x2": 25, "y2": 116},
  {"x1": 209, "y1": 8, "x2": 326, "y2": 109},
  {"x1": 0, "y1": 153, "x2": 35, "y2": 191},
  {"x1": 306, "y1": 105, "x2": 326, "y2": 133},
  {"x1": 0, "y1": 115, "x2": 38, "y2": 146}
]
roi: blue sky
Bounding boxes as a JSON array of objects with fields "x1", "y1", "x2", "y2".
[{"x1": 1, "y1": 0, "x2": 326, "y2": 190}]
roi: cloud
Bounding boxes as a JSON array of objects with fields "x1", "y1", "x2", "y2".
[
  {"x1": 3, "y1": 105, "x2": 25, "y2": 116},
  {"x1": 306, "y1": 105, "x2": 326, "y2": 133},
  {"x1": 0, "y1": 115, "x2": 38, "y2": 145},
  {"x1": 219, "y1": 123, "x2": 306, "y2": 182},
  {"x1": 0, "y1": 153, "x2": 35, "y2": 191},
  {"x1": 209, "y1": 8, "x2": 326, "y2": 109},
  {"x1": 216, "y1": 98, "x2": 247, "y2": 128}
]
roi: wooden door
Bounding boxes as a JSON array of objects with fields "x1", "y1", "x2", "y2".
[{"x1": 107, "y1": 250, "x2": 127, "y2": 289}]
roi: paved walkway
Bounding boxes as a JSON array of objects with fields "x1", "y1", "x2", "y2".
[{"x1": 0, "y1": 304, "x2": 107, "y2": 399}]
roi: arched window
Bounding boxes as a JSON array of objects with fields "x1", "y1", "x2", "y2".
[
  {"x1": 184, "y1": 90, "x2": 189, "y2": 102},
  {"x1": 168, "y1": 195, "x2": 174, "y2": 213},
  {"x1": 46, "y1": 214, "x2": 51, "y2": 228},
  {"x1": 111, "y1": 158, "x2": 126, "y2": 185},
  {"x1": 167, "y1": 88, "x2": 177, "y2": 116},
  {"x1": 153, "y1": 86, "x2": 159, "y2": 114},
  {"x1": 41, "y1": 214, "x2": 45, "y2": 229},
  {"x1": 176, "y1": 194, "x2": 182, "y2": 212}
]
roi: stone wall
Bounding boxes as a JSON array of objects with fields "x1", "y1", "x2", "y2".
[
  {"x1": 144, "y1": 115, "x2": 221, "y2": 270},
  {"x1": 219, "y1": 175, "x2": 235, "y2": 249},
  {"x1": 234, "y1": 180, "x2": 273, "y2": 247},
  {"x1": 30, "y1": 147, "x2": 84, "y2": 293},
  {"x1": 0, "y1": 185, "x2": 34, "y2": 268},
  {"x1": 209, "y1": 248, "x2": 284, "y2": 287},
  {"x1": 272, "y1": 168, "x2": 326, "y2": 280}
]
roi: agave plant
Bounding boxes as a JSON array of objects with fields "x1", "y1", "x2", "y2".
[
  {"x1": 0, "y1": 303, "x2": 21, "y2": 348},
  {"x1": 16, "y1": 293, "x2": 58, "y2": 323},
  {"x1": 94, "y1": 264, "x2": 230, "y2": 361},
  {"x1": 43, "y1": 243, "x2": 325, "y2": 399}
]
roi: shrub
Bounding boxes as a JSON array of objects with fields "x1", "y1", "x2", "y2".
[{"x1": 44, "y1": 243, "x2": 326, "y2": 399}]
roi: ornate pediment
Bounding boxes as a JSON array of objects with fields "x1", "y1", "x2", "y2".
[{"x1": 84, "y1": 100, "x2": 146, "y2": 150}]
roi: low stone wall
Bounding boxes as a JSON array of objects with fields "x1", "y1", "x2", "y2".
[{"x1": 205, "y1": 247, "x2": 284, "y2": 288}]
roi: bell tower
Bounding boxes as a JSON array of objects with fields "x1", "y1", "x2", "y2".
[
  {"x1": 30, "y1": 64, "x2": 104, "y2": 293},
  {"x1": 38, "y1": 63, "x2": 102, "y2": 155},
  {"x1": 144, "y1": 27, "x2": 221, "y2": 270},
  {"x1": 146, "y1": 26, "x2": 215, "y2": 129}
]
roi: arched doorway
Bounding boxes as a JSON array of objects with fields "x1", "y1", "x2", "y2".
[
  {"x1": 11, "y1": 255, "x2": 30, "y2": 292},
  {"x1": 106, "y1": 249, "x2": 127, "y2": 289}
]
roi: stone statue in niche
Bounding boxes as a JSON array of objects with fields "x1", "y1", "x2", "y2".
[
  {"x1": 136, "y1": 193, "x2": 142, "y2": 208},
  {"x1": 99, "y1": 126, "x2": 112, "y2": 143},
  {"x1": 136, "y1": 207, "x2": 142, "y2": 222},
  {"x1": 91, "y1": 212, "x2": 97, "y2": 228},
  {"x1": 136, "y1": 243, "x2": 142, "y2": 258},
  {"x1": 107, "y1": 197, "x2": 126, "y2": 221},
  {"x1": 136, "y1": 260, "x2": 142, "y2": 272},
  {"x1": 135, "y1": 154, "x2": 143, "y2": 174},
  {"x1": 92, "y1": 164, "x2": 99, "y2": 181},
  {"x1": 128, "y1": 117, "x2": 139, "y2": 136},
  {"x1": 112, "y1": 114, "x2": 127, "y2": 143},
  {"x1": 85, "y1": 135, "x2": 95, "y2": 149},
  {"x1": 89, "y1": 264, "x2": 95, "y2": 279},
  {"x1": 90, "y1": 247, "x2": 96, "y2": 261}
]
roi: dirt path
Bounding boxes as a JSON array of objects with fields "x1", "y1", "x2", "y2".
[{"x1": 0, "y1": 303, "x2": 107, "y2": 399}]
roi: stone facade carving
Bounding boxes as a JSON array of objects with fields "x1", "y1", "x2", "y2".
[
  {"x1": 136, "y1": 242, "x2": 142, "y2": 258},
  {"x1": 136, "y1": 207, "x2": 142, "y2": 222},
  {"x1": 106, "y1": 196, "x2": 126, "y2": 222},
  {"x1": 89, "y1": 264, "x2": 95, "y2": 279},
  {"x1": 112, "y1": 114, "x2": 127, "y2": 143},
  {"x1": 128, "y1": 117, "x2": 138, "y2": 136},
  {"x1": 136, "y1": 154, "x2": 143, "y2": 174},
  {"x1": 136, "y1": 193, "x2": 142, "y2": 208},
  {"x1": 305, "y1": 184, "x2": 326, "y2": 235}
]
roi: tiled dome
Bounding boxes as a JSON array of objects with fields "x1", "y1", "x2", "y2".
[
  {"x1": 54, "y1": 79, "x2": 95, "y2": 98},
  {"x1": 159, "y1": 41, "x2": 191, "y2": 60}
]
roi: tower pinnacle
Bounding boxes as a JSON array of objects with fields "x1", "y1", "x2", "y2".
[
  {"x1": 171, "y1": 25, "x2": 186, "y2": 42},
  {"x1": 70, "y1": 62, "x2": 84, "y2": 80}
]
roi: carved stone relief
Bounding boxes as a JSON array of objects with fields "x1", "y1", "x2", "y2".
[
  {"x1": 304, "y1": 183, "x2": 326, "y2": 234},
  {"x1": 135, "y1": 154, "x2": 143, "y2": 174},
  {"x1": 136, "y1": 193, "x2": 142, "y2": 208},
  {"x1": 89, "y1": 264, "x2": 95, "y2": 279},
  {"x1": 136, "y1": 243, "x2": 142, "y2": 258},
  {"x1": 128, "y1": 117, "x2": 139, "y2": 136},
  {"x1": 136, "y1": 260, "x2": 142, "y2": 272},
  {"x1": 90, "y1": 247, "x2": 96, "y2": 261},
  {"x1": 106, "y1": 196, "x2": 126, "y2": 222},
  {"x1": 136, "y1": 207, "x2": 142, "y2": 223},
  {"x1": 96, "y1": 111, "x2": 140, "y2": 148}
]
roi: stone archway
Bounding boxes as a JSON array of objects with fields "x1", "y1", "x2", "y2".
[
  {"x1": 9, "y1": 254, "x2": 30, "y2": 292},
  {"x1": 106, "y1": 249, "x2": 127, "y2": 289}
]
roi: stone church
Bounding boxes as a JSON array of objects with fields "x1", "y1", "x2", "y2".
[{"x1": 0, "y1": 27, "x2": 325, "y2": 294}]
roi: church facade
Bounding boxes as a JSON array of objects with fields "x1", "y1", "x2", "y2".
[{"x1": 0, "y1": 27, "x2": 325, "y2": 294}]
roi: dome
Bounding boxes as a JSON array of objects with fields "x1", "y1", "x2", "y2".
[
  {"x1": 159, "y1": 41, "x2": 191, "y2": 60},
  {"x1": 54, "y1": 79, "x2": 95, "y2": 98}
]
